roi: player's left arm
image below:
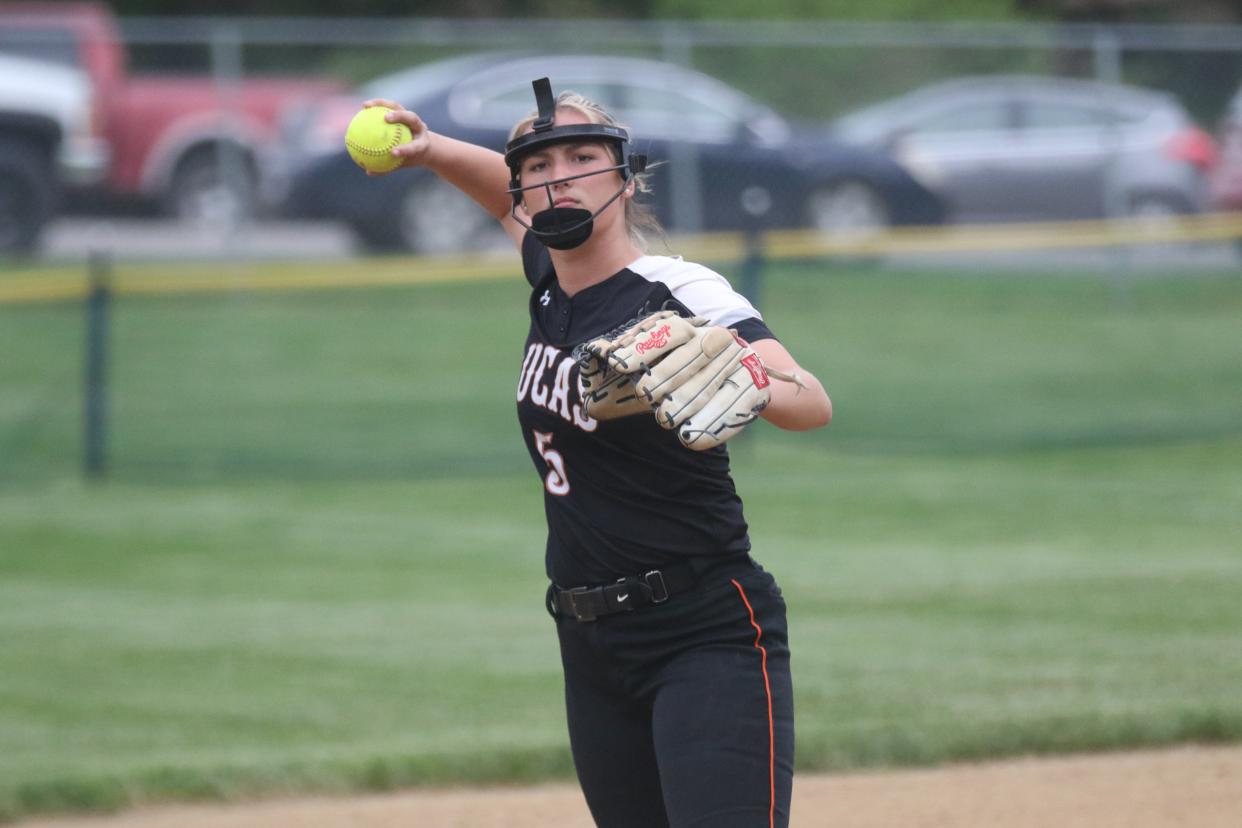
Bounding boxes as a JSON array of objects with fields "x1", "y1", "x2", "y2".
[{"x1": 750, "y1": 337, "x2": 832, "y2": 431}]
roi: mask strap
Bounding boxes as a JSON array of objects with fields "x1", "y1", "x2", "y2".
[{"x1": 532, "y1": 77, "x2": 556, "y2": 132}]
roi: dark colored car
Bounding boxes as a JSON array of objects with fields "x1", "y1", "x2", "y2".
[{"x1": 272, "y1": 53, "x2": 945, "y2": 253}]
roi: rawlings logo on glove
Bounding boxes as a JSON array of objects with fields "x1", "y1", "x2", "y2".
[
  {"x1": 579, "y1": 309, "x2": 802, "y2": 450},
  {"x1": 740, "y1": 353, "x2": 769, "y2": 389},
  {"x1": 635, "y1": 324, "x2": 673, "y2": 355}
]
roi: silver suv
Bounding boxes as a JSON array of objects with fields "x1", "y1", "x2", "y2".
[{"x1": 830, "y1": 75, "x2": 1216, "y2": 223}]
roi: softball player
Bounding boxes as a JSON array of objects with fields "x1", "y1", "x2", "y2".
[{"x1": 364, "y1": 78, "x2": 831, "y2": 828}]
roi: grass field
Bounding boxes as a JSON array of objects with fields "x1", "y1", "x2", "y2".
[{"x1": 1, "y1": 259, "x2": 1241, "y2": 822}]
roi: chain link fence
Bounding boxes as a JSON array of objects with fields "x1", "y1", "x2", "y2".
[
  {"x1": 3, "y1": 14, "x2": 1240, "y2": 257},
  {"x1": 2, "y1": 15, "x2": 1241, "y2": 481}
]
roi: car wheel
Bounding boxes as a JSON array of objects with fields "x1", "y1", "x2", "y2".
[
  {"x1": 394, "y1": 174, "x2": 507, "y2": 254},
  {"x1": 806, "y1": 180, "x2": 891, "y2": 238},
  {"x1": 167, "y1": 146, "x2": 257, "y2": 229},
  {"x1": 0, "y1": 140, "x2": 53, "y2": 255}
]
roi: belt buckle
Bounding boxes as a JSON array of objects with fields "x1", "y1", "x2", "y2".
[
  {"x1": 566, "y1": 586, "x2": 597, "y2": 622},
  {"x1": 644, "y1": 570, "x2": 669, "y2": 604}
]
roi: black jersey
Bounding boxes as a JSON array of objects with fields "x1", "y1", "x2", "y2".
[{"x1": 516, "y1": 232, "x2": 775, "y2": 586}]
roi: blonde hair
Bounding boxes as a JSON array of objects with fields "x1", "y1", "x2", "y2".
[{"x1": 509, "y1": 91, "x2": 663, "y2": 251}]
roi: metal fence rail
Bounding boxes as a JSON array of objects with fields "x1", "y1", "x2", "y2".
[{"x1": 101, "y1": 17, "x2": 1242, "y2": 51}]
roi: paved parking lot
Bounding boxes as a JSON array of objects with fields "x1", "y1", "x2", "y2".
[{"x1": 38, "y1": 218, "x2": 359, "y2": 263}]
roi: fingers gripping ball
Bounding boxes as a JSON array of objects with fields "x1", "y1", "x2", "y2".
[{"x1": 344, "y1": 106, "x2": 410, "y2": 174}]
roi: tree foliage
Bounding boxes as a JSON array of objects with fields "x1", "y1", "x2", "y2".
[
  {"x1": 107, "y1": 0, "x2": 1236, "y2": 21},
  {"x1": 110, "y1": 0, "x2": 654, "y2": 17},
  {"x1": 650, "y1": 0, "x2": 1037, "y2": 21},
  {"x1": 108, "y1": 0, "x2": 1022, "y2": 19}
]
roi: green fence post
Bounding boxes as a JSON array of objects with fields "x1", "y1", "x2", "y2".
[
  {"x1": 738, "y1": 185, "x2": 772, "y2": 309},
  {"x1": 84, "y1": 252, "x2": 110, "y2": 480}
]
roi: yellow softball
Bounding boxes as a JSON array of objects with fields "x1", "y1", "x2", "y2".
[{"x1": 344, "y1": 106, "x2": 411, "y2": 174}]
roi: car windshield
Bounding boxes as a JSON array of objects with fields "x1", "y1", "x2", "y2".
[
  {"x1": 618, "y1": 79, "x2": 767, "y2": 142},
  {"x1": 459, "y1": 76, "x2": 621, "y2": 128},
  {"x1": 447, "y1": 55, "x2": 788, "y2": 144},
  {"x1": 0, "y1": 26, "x2": 80, "y2": 69}
]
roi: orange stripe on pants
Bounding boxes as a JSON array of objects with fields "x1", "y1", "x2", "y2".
[{"x1": 731, "y1": 578, "x2": 775, "y2": 828}]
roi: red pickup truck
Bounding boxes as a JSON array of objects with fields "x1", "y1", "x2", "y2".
[{"x1": 0, "y1": 2, "x2": 345, "y2": 226}]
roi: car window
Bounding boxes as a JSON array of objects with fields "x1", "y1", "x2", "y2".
[
  {"x1": 473, "y1": 83, "x2": 547, "y2": 126},
  {"x1": 618, "y1": 84, "x2": 741, "y2": 142},
  {"x1": 457, "y1": 78, "x2": 617, "y2": 129},
  {"x1": 1023, "y1": 100, "x2": 1112, "y2": 129},
  {"x1": 909, "y1": 100, "x2": 1011, "y2": 135}
]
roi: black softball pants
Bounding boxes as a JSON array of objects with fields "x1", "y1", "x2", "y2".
[{"x1": 553, "y1": 557, "x2": 794, "y2": 828}]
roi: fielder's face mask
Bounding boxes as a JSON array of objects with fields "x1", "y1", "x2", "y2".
[{"x1": 504, "y1": 77, "x2": 648, "y2": 250}]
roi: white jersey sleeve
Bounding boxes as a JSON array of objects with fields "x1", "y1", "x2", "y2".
[{"x1": 627, "y1": 255, "x2": 761, "y2": 330}]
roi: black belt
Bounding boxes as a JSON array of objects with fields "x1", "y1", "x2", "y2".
[{"x1": 547, "y1": 561, "x2": 701, "y2": 622}]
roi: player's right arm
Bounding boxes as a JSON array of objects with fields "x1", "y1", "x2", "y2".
[{"x1": 361, "y1": 98, "x2": 525, "y2": 248}]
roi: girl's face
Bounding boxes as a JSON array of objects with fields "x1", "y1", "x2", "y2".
[{"x1": 516, "y1": 110, "x2": 630, "y2": 231}]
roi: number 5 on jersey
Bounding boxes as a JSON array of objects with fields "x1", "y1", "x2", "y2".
[{"x1": 533, "y1": 431, "x2": 570, "y2": 495}]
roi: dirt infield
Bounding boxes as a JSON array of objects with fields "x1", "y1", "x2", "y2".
[{"x1": 18, "y1": 745, "x2": 1242, "y2": 828}]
